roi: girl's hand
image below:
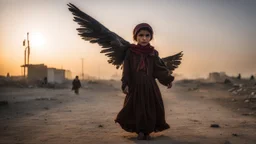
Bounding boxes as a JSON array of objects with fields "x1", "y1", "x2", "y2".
[
  {"x1": 167, "y1": 83, "x2": 172, "y2": 89},
  {"x1": 123, "y1": 86, "x2": 129, "y2": 94}
]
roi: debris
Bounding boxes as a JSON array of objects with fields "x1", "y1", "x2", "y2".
[
  {"x1": 210, "y1": 124, "x2": 220, "y2": 128},
  {"x1": 0, "y1": 101, "x2": 8, "y2": 106},
  {"x1": 224, "y1": 79, "x2": 232, "y2": 84},
  {"x1": 232, "y1": 133, "x2": 238, "y2": 137},
  {"x1": 188, "y1": 87, "x2": 199, "y2": 91},
  {"x1": 224, "y1": 140, "x2": 232, "y2": 144},
  {"x1": 244, "y1": 99, "x2": 250, "y2": 103},
  {"x1": 232, "y1": 91, "x2": 238, "y2": 95},
  {"x1": 231, "y1": 99, "x2": 236, "y2": 102},
  {"x1": 228, "y1": 88, "x2": 236, "y2": 92},
  {"x1": 35, "y1": 98, "x2": 57, "y2": 101},
  {"x1": 98, "y1": 124, "x2": 103, "y2": 128}
]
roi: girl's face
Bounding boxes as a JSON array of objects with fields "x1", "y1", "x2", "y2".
[{"x1": 136, "y1": 30, "x2": 151, "y2": 46}]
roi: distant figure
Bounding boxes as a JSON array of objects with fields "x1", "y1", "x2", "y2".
[
  {"x1": 43, "y1": 77, "x2": 48, "y2": 85},
  {"x1": 250, "y1": 75, "x2": 254, "y2": 80},
  {"x1": 6, "y1": 73, "x2": 10, "y2": 78},
  {"x1": 72, "y1": 76, "x2": 81, "y2": 95},
  {"x1": 237, "y1": 73, "x2": 241, "y2": 79}
]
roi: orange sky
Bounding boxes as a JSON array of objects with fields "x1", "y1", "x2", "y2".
[{"x1": 1, "y1": 0, "x2": 256, "y2": 79}]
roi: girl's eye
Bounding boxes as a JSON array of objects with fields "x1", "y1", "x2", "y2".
[
  {"x1": 138, "y1": 34, "x2": 144, "y2": 37},
  {"x1": 145, "y1": 34, "x2": 150, "y2": 37}
]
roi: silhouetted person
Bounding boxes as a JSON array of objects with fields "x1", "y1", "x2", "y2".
[
  {"x1": 250, "y1": 75, "x2": 255, "y2": 80},
  {"x1": 6, "y1": 73, "x2": 10, "y2": 78},
  {"x1": 237, "y1": 73, "x2": 241, "y2": 79},
  {"x1": 43, "y1": 77, "x2": 48, "y2": 85},
  {"x1": 72, "y1": 76, "x2": 81, "y2": 95}
]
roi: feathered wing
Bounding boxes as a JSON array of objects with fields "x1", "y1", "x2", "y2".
[
  {"x1": 161, "y1": 51, "x2": 183, "y2": 74},
  {"x1": 67, "y1": 3, "x2": 130, "y2": 69}
]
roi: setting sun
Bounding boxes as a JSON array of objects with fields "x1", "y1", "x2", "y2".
[{"x1": 29, "y1": 32, "x2": 45, "y2": 47}]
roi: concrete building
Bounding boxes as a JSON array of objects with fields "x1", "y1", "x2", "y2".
[
  {"x1": 21, "y1": 64, "x2": 47, "y2": 82},
  {"x1": 21, "y1": 64, "x2": 72, "y2": 84}
]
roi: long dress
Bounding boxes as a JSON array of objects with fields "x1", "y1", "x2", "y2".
[{"x1": 115, "y1": 49, "x2": 174, "y2": 134}]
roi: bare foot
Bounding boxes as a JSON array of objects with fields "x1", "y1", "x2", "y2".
[{"x1": 137, "y1": 132, "x2": 144, "y2": 140}]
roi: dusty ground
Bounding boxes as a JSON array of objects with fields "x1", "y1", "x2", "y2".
[{"x1": 0, "y1": 80, "x2": 255, "y2": 144}]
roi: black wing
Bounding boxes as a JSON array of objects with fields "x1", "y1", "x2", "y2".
[
  {"x1": 161, "y1": 51, "x2": 183, "y2": 74},
  {"x1": 67, "y1": 3, "x2": 130, "y2": 69}
]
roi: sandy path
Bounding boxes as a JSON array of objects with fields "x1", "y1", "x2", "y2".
[{"x1": 0, "y1": 81, "x2": 255, "y2": 144}]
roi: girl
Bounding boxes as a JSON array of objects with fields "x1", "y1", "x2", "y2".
[
  {"x1": 115, "y1": 23, "x2": 174, "y2": 140},
  {"x1": 68, "y1": 3, "x2": 181, "y2": 140}
]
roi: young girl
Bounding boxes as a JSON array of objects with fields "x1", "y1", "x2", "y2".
[
  {"x1": 115, "y1": 23, "x2": 174, "y2": 140},
  {"x1": 68, "y1": 3, "x2": 180, "y2": 140}
]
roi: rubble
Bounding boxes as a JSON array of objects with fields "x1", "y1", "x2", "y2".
[
  {"x1": 0, "y1": 101, "x2": 8, "y2": 106},
  {"x1": 210, "y1": 124, "x2": 220, "y2": 128},
  {"x1": 228, "y1": 83, "x2": 256, "y2": 98}
]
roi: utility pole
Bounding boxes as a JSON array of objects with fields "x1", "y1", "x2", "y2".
[
  {"x1": 27, "y1": 32, "x2": 30, "y2": 65},
  {"x1": 22, "y1": 32, "x2": 30, "y2": 78},
  {"x1": 81, "y1": 58, "x2": 84, "y2": 80}
]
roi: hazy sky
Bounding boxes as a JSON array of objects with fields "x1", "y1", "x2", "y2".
[{"x1": 1, "y1": 0, "x2": 256, "y2": 79}]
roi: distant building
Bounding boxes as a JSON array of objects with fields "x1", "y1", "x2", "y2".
[
  {"x1": 21, "y1": 64, "x2": 47, "y2": 82},
  {"x1": 208, "y1": 72, "x2": 228, "y2": 82},
  {"x1": 65, "y1": 70, "x2": 72, "y2": 80},
  {"x1": 47, "y1": 68, "x2": 65, "y2": 84},
  {"x1": 21, "y1": 64, "x2": 72, "y2": 84}
]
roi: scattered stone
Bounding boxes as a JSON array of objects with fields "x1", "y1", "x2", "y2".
[
  {"x1": 241, "y1": 113, "x2": 254, "y2": 116},
  {"x1": 210, "y1": 124, "x2": 220, "y2": 128},
  {"x1": 0, "y1": 101, "x2": 8, "y2": 106},
  {"x1": 188, "y1": 87, "x2": 199, "y2": 91},
  {"x1": 224, "y1": 79, "x2": 232, "y2": 84},
  {"x1": 228, "y1": 88, "x2": 236, "y2": 92},
  {"x1": 44, "y1": 107, "x2": 49, "y2": 110},
  {"x1": 232, "y1": 91, "x2": 238, "y2": 95},
  {"x1": 231, "y1": 99, "x2": 236, "y2": 102},
  {"x1": 251, "y1": 92, "x2": 255, "y2": 96},
  {"x1": 36, "y1": 98, "x2": 57, "y2": 101},
  {"x1": 98, "y1": 124, "x2": 103, "y2": 128},
  {"x1": 237, "y1": 88, "x2": 243, "y2": 92},
  {"x1": 233, "y1": 84, "x2": 240, "y2": 88},
  {"x1": 224, "y1": 140, "x2": 232, "y2": 144},
  {"x1": 244, "y1": 99, "x2": 250, "y2": 103},
  {"x1": 232, "y1": 133, "x2": 238, "y2": 137}
]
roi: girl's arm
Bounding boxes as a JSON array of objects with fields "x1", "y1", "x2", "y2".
[{"x1": 121, "y1": 51, "x2": 131, "y2": 92}]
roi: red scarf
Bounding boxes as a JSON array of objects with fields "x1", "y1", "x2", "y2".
[
  {"x1": 129, "y1": 44, "x2": 154, "y2": 55},
  {"x1": 129, "y1": 44, "x2": 154, "y2": 72}
]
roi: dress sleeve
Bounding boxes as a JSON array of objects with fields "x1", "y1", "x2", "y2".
[
  {"x1": 121, "y1": 51, "x2": 131, "y2": 91},
  {"x1": 153, "y1": 55, "x2": 174, "y2": 86}
]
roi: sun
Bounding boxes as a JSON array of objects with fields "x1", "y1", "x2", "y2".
[{"x1": 30, "y1": 32, "x2": 45, "y2": 47}]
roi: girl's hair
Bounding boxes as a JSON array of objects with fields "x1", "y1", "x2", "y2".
[
  {"x1": 133, "y1": 23, "x2": 154, "y2": 41},
  {"x1": 133, "y1": 27, "x2": 153, "y2": 41}
]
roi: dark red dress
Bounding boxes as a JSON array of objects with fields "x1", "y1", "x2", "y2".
[{"x1": 115, "y1": 48, "x2": 174, "y2": 134}]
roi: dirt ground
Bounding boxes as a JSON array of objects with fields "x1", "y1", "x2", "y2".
[{"x1": 0, "y1": 80, "x2": 255, "y2": 144}]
